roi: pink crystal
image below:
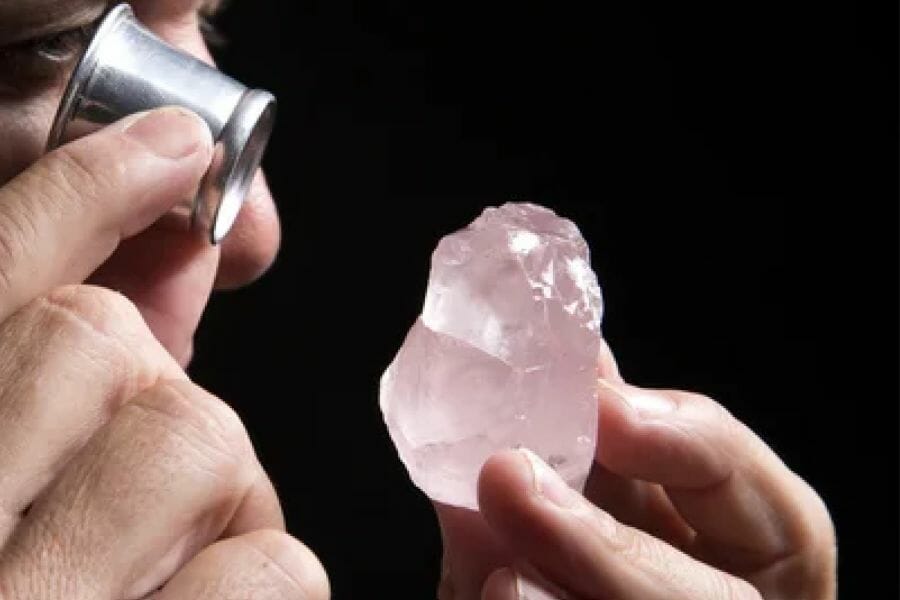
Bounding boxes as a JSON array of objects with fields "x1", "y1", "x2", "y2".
[{"x1": 380, "y1": 203, "x2": 604, "y2": 510}]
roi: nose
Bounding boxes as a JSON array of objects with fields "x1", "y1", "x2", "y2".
[{"x1": 131, "y1": 0, "x2": 283, "y2": 288}]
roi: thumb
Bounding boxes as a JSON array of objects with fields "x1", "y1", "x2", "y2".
[
  {"x1": 598, "y1": 337, "x2": 623, "y2": 382},
  {"x1": 436, "y1": 338, "x2": 621, "y2": 599},
  {"x1": 434, "y1": 501, "x2": 511, "y2": 600},
  {"x1": 0, "y1": 106, "x2": 212, "y2": 323}
]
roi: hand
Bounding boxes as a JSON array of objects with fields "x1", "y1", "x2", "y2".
[
  {"x1": 0, "y1": 313, "x2": 327, "y2": 600},
  {"x1": 0, "y1": 0, "x2": 282, "y2": 365},
  {"x1": 435, "y1": 342, "x2": 836, "y2": 599},
  {"x1": 0, "y1": 107, "x2": 327, "y2": 597}
]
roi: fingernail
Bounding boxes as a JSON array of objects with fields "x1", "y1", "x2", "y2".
[
  {"x1": 122, "y1": 107, "x2": 212, "y2": 159},
  {"x1": 516, "y1": 575, "x2": 561, "y2": 600},
  {"x1": 597, "y1": 379, "x2": 675, "y2": 418},
  {"x1": 519, "y1": 449, "x2": 577, "y2": 509}
]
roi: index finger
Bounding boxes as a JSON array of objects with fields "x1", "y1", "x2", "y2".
[
  {"x1": 595, "y1": 378, "x2": 836, "y2": 586},
  {"x1": 0, "y1": 106, "x2": 212, "y2": 323}
]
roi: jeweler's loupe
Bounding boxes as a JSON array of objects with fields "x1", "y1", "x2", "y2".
[{"x1": 46, "y1": 2, "x2": 276, "y2": 245}]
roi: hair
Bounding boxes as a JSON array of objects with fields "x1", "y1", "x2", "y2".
[
  {"x1": 200, "y1": 0, "x2": 226, "y2": 16},
  {"x1": 199, "y1": 0, "x2": 228, "y2": 47}
]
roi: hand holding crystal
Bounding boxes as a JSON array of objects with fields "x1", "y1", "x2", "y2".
[
  {"x1": 435, "y1": 342, "x2": 837, "y2": 600},
  {"x1": 377, "y1": 203, "x2": 835, "y2": 599}
]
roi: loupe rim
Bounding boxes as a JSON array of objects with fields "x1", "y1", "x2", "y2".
[{"x1": 200, "y1": 89, "x2": 277, "y2": 245}]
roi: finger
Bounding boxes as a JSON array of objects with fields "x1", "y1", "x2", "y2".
[
  {"x1": 85, "y1": 12, "x2": 278, "y2": 361},
  {"x1": 595, "y1": 379, "x2": 836, "y2": 575},
  {"x1": 597, "y1": 338, "x2": 623, "y2": 382},
  {"x1": 436, "y1": 503, "x2": 568, "y2": 600},
  {"x1": 126, "y1": 466, "x2": 286, "y2": 600},
  {"x1": 434, "y1": 503, "x2": 511, "y2": 600},
  {"x1": 214, "y1": 171, "x2": 281, "y2": 290},
  {"x1": 224, "y1": 471, "x2": 285, "y2": 537},
  {"x1": 88, "y1": 226, "x2": 219, "y2": 366},
  {"x1": 590, "y1": 339, "x2": 691, "y2": 543},
  {"x1": 129, "y1": 5, "x2": 282, "y2": 291},
  {"x1": 0, "y1": 106, "x2": 213, "y2": 323},
  {"x1": 0, "y1": 285, "x2": 184, "y2": 542},
  {"x1": 482, "y1": 568, "x2": 566, "y2": 600},
  {"x1": 0, "y1": 380, "x2": 282, "y2": 600},
  {"x1": 436, "y1": 337, "x2": 626, "y2": 600},
  {"x1": 481, "y1": 568, "x2": 519, "y2": 600},
  {"x1": 147, "y1": 529, "x2": 328, "y2": 600},
  {"x1": 479, "y1": 449, "x2": 763, "y2": 600},
  {"x1": 589, "y1": 340, "x2": 695, "y2": 549},
  {"x1": 583, "y1": 463, "x2": 695, "y2": 551}
]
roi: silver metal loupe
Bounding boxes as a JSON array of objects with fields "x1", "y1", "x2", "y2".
[{"x1": 46, "y1": 2, "x2": 276, "y2": 245}]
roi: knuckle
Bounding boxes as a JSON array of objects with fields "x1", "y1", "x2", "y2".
[
  {"x1": 241, "y1": 530, "x2": 330, "y2": 600},
  {"x1": 1, "y1": 285, "x2": 178, "y2": 414},
  {"x1": 0, "y1": 186, "x2": 40, "y2": 294},
  {"x1": 134, "y1": 380, "x2": 252, "y2": 479},
  {"x1": 42, "y1": 145, "x2": 108, "y2": 209},
  {"x1": 615, "y1": 523, "x2": 659, "y2": 566},
  {"x1": 4, "y1": 285, "x2": 136, "y2": 358},
  {"x1": 672, "y1": 389, "x2": 754, "y2": 463},
  {"x1": 673, "y1": 389, "x2": 733, "y2": 423},
  {"x1": 595, "y1": 511, "x2": 648, "y2": 563},
  {"x1": 41, "y1": 285, "x2": 142, "y2": 336},
  {"x1": 31, "y1": 286, "x2": 145, "y2": 386},
  {"x1": 598, "y1": 516, "x2": 764, "y2": 600}
]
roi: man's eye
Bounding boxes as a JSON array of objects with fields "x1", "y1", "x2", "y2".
[
  {"x1": 0, "y1": 26, "x2": 92, "y2": 94},
  {"x1": 33, "y1": 27, "x2": 91, "y2": 62}
]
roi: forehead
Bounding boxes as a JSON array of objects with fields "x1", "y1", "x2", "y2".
[{"x1": 0, "y1": 0, "x2": 107, "y2": 43}]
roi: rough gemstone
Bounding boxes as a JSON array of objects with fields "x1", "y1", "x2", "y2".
[{"x1": 379, "y1": 203, "x2": 604, "y2": 510}]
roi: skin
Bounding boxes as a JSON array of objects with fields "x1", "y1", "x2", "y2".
[
  {"x1": 0, "y1": 1, "x2": 323, "y2": 598},
  {"x1": 435, "y1": 343, "x2": 838, "y2": 599},
  {"x1": 0, "y1": 0, "x2": 281, "y2": 363},
  {"x1": 0, "y1": 1, "x2": 836, "y2": 598}
]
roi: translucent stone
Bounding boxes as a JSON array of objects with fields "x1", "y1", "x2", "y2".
[{"x1": 380, "y1": 203, "x2": 604, "y2": 509}]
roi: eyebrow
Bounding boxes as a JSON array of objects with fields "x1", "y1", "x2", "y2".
[{"x1": 0, "y1": 0, "x2": 107, "y2": 45}]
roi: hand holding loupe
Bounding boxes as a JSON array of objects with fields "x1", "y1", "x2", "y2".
[{"x1": 46, "y1": 2, "x2": 276, "y2": 245}]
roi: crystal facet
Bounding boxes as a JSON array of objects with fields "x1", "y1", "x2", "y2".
[{"x1": 380, "y1": 203, "x2": 604, "y2": 509}]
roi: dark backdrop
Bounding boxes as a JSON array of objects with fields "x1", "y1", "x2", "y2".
[{"x1": 189, "y1": 1, "x2": 898, "y2": 597}]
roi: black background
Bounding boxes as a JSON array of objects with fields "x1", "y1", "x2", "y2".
[{"x1": 190, "y1": 1, "x2": 898, "y2": 597}]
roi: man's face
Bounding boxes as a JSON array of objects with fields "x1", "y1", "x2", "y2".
[
  {"x1": 0, "y1": 0, "x2": 108, "y2": 180},
  {"x1": 0, "y1": 0, "x2": 281, "y2": 362}
]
